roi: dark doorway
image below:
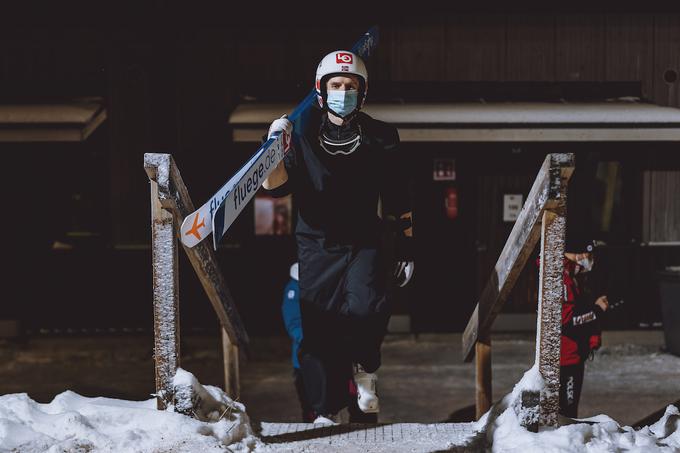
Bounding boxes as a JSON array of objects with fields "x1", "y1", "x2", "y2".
[
  {"x1": 408, "y1": 144, "x2": 477, "y2": 332},
  {"x1": 409, "y1": 144, "x2": 549, "y2": 333}
]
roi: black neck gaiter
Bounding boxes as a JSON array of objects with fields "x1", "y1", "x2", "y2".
[{"x1": 318, "y1": 115, "x2": 362, "y2": 156}]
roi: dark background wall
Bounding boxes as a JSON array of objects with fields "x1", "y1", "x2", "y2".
[{"x1": 2, "y1": 6, "x2": 679, "y2": 334}]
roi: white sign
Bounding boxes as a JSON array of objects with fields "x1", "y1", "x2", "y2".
[
  {"x1": 503, "y1": 194, "x2": 523, "y2": 222},
  {"x1": 433, "y1": 158, "x2": 456, "y2": 181}
]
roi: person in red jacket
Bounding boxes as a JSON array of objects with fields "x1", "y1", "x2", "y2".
[{"x1": 559, "y1": 238, "x2": 609, "y2": 418}]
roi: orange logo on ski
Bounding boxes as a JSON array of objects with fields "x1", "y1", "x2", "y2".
[{"x1": 185, "y1": 213, "x2": 205, "y2": 240}]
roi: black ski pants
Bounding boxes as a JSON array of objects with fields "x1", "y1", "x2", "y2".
[
  {"x1": 297, "y1": 234, "x2": 393, "y2": 416},
  {"x1": 559, "y1": 362, "x2": 585, "y2": 418}
]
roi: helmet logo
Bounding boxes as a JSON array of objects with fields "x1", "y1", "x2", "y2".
[
  {"x1": 340, "y1": 65, "x2": 349, "y2": 72},
  {"x1": 336, "y1": 53, "x2": 353, "y2": 64}
]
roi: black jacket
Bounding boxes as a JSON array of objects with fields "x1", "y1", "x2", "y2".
[{"x1": 264, "y1": 107, "x2": 410, "y2": 244}]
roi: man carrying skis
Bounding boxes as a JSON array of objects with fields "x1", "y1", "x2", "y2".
[{"x1": 263, "y1": 50, "x2": 414, "y2": 424}]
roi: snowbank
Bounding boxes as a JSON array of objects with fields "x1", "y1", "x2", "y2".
[
  {"x1": 478, "y1": 366, "x2": 680, "y2": 452},
  {"x1": 1, "y1": 364, "x2": 678, "y2": 452},
  {"x1": 0, "y1": 369, "x2": 257, "y2": 453}
]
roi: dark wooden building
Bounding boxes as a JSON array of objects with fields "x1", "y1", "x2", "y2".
[{"x1": 2, "y1": 4, "x2": 679, "y2": 335}]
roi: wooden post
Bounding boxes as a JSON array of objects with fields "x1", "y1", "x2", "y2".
[
  {"x1": 534, "y1": 211, "x2": 566, "y2": 427},
  {"x1": 145, "y1": 153, "x2": 249, "y2": 408},
  {"x1": 475, "y1": 334, "x2": 492, "y2": 419},
  {"x1": 520, "y1": 155, "x2": 570, "y2": 429},
  {"x1": 221, "y1": 328, "x2": 240, "y2": 400},
  {"x1": 150, "y1": 177, "x2": 180, "y2": 410},
  {"x1": 459, "y1": 153, "x2": 573, "y2": 429}
]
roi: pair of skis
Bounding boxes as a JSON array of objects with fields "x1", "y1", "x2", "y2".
[{"x1": 179, "y1": 26, "x2": 380, "y2": 250}]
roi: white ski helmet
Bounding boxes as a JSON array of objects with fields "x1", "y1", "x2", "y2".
[{"x1": 315, "y1": 50, "x2": 368, "y2": 114}]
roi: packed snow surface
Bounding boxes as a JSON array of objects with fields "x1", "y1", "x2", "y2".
[{"x1": 0, "y1": 368, "x2": 257, "y2": 453}]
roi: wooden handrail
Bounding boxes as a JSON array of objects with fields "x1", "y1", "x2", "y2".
[
  {"x1": 144, "y1": 153, "x2": 249, "y2": 349},
  {"x1": 462, "y1": 153, "x2": 574, "y2": 362},
  {"x1": 144, "y1": 153, "x2": 249, "y2": 403}
]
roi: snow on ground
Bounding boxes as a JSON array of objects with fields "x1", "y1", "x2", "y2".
[
  {"x1": 0, "y1": 369, "x2": 258, "y2": 453},
  {"x1": 1, "y1": 365, "x2": 679, "y2": 452},
  {"x1": 482, "y1": 365, "x2": 680, "y2": 453},
  {"x1": 486, "y1": 402, "x2": 680, "y2": 453}
]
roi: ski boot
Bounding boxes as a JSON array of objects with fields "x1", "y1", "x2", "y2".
[
  {"x1": 353, "y1": 363, "x2": 379, "y2": 414},
  {"x1": 313, "y1": 414, "x2": 338, "y2": 426}
]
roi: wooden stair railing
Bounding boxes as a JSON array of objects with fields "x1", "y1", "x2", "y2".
[
  {"x1": 462, "y1": 153, "x2": 575, "y2": 430},
  {"x1": 144, "y1": 153, "x2": 249, "y2": 409}
]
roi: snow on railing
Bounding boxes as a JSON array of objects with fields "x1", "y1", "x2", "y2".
[
  {"x1": 462, "y1": 153, "x2": 574, "y2": 430},
  {"x1": 144, "y1": 153, "x2": 249, "y2": 410}
]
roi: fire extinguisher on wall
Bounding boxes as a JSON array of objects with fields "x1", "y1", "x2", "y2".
[{"x1": 445, "y1": 186, "x2": 458, "y2": 220}]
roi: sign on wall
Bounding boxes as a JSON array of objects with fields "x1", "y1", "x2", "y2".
[
  {"x1": 503, "y1": 194, "x2": 523, "y2": 222},
  {"x1": 433, "y1": 158, "x2": 456, "y2": 181}
]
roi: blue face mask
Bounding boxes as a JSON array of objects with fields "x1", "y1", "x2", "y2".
[{"x1": 326, "y1": 90, "x2": 358, "y2": 118}]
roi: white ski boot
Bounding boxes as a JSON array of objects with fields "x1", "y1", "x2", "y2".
[
  {"x1": 313, "y1": 414, "x2": 338, "y2": 426},
  {"x1": 353, "y1": 363, "x2": 379, "y2": 413}
]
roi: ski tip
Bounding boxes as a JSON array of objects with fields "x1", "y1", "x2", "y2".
[
  {"x1": 179, "y1": 211, "x2": 211, "y2": 248},
  {"x1": 352, "y1": 26, "x2": 379, "y2": 58}
]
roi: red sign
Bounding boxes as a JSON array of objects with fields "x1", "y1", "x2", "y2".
[{"x1": 336, "y1": 52, "x2": 353, "y2": 64}]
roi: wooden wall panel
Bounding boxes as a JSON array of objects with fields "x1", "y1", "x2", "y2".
[
  {"x1": 176, "y1": 30, "x2": 237, "y2": 194},
  {"x1": 392, "y1": 21, "x2": 446, "y2": 81},
  {"x1": 555, "y1": 14, "x2": 605, "y2": 81},
  {"x1": 653, "y1": 14, "x2": 680, "y2": 107},
  {"x1": 445, "y1": 14, "x2": 506, "y2": 81},
  {"x1": 506, "y1": 14, "x2": 555, "y2": 81},
  {"x1": 234, "y1": 25, "x2": 293, "y2": 84},
  {"x1": 295, "y1": 26, "x2": 337, "y2": 85},
  {"x1": 643, "y1": 171, "x2": 680, "y2": 244},
  {"x1": 108, "y1": 45, "x2": 153, "y2": 245},
  {"x1": 294, "y1": 26, "x2": 368, "y2": 87},
  {"x1": 474, "y1": 150, "x2": 543, "y2": 313},
  {"x1": 605, "y1": 14, "x2": 654, "y2": 99},
  {"x1": 369, "y1": 24, "x2": 393, "y2": 83}
]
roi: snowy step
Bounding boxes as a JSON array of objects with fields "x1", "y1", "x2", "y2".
[{"x1": 256, "y1": 422, "x2": 485, "y2": 452}]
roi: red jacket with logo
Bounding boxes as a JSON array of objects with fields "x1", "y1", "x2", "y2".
[
  {"x1": 536, "y1": 258, "x2": 603, "y2": 366},
  {"x1": 560, "y1": 258, "x2": 603, "y2": 366}
]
